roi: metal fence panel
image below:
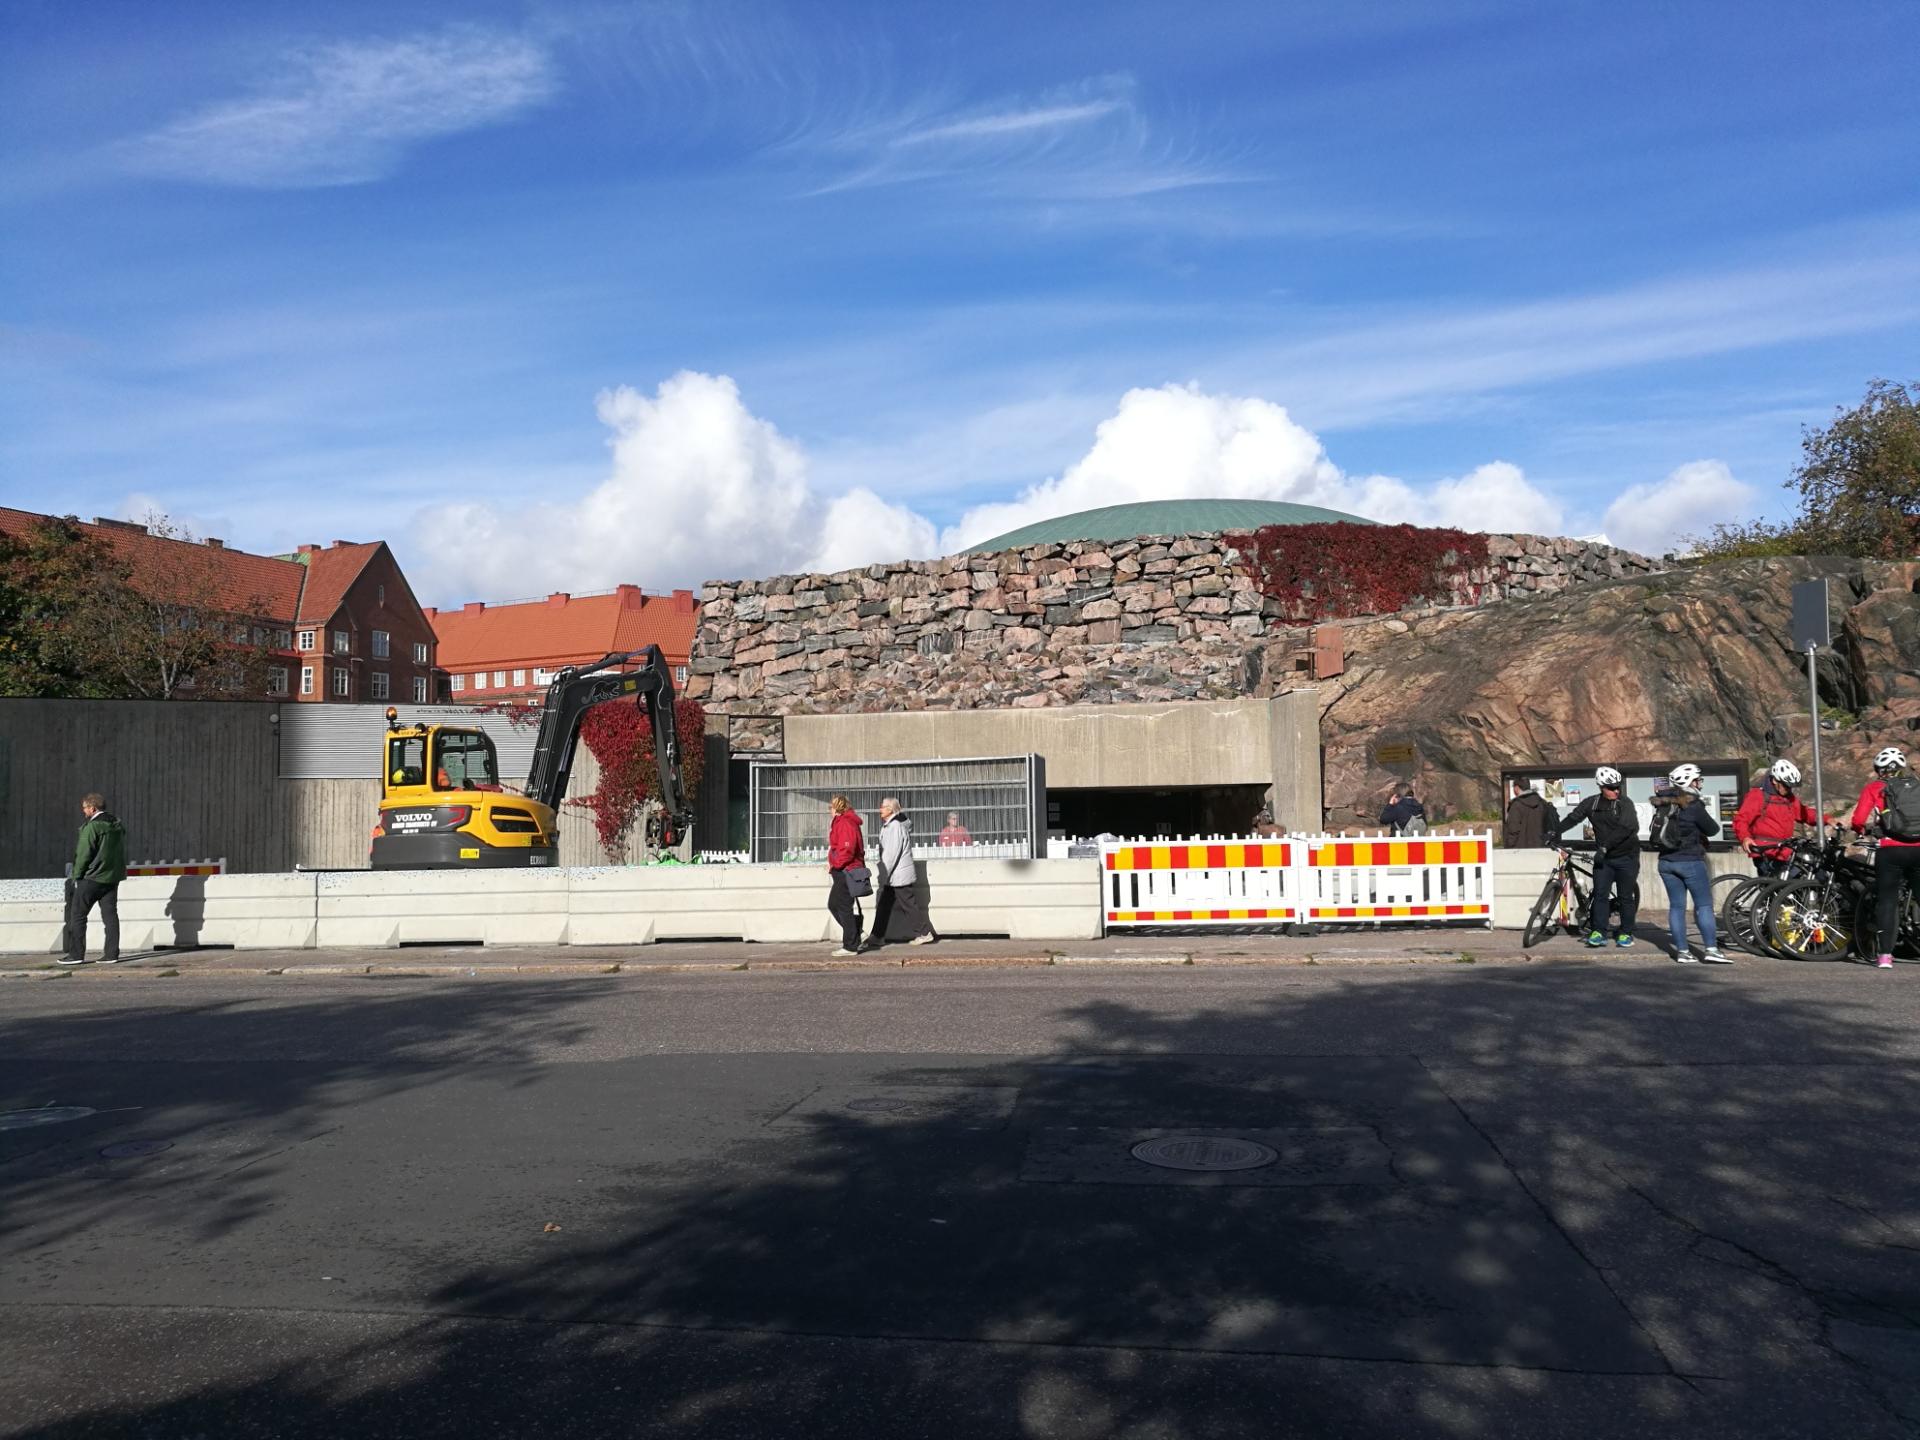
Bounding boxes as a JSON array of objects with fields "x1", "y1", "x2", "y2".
[{"x1": 749, "y1": 755, "x2": 1044, "y2": 863}]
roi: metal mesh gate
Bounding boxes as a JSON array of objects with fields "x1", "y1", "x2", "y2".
[{"x1": 748, "y1": 755, "x2": 1046, "y2": 863}]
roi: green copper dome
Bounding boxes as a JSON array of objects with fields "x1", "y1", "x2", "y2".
[{"x1": 967, "y1": 498, "x2": 1371, "y2": 554}]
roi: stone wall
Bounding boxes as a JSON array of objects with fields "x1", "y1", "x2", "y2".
[{"x1": 687, "y1": 532, "x2": 1658, "y2": 723}]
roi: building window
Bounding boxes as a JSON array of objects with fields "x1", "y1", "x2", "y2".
[
  {"x1": 413, "y1": 676, "x2": 428, "y2": 705},
  {"x1": 372, "y1": 630, "x2": 390, "y2": 659},
  {"x1": 675, "y1": 665, "x2": 688, "y2": 685},
  {"x1": 493, "y1": 670, "x2": 506, "y2": 688},
  {"x1": 370, "y1": 672, "x2": 390, "y2": 701},
  {"x1": 268, "y1": 666, "x2": 288, "y2": 695},
  {"x1": 450, "y1": 673, "x2": 466, "y2": 693},
  {"x1": 378, "y1": 584, "x2": 386, "y2": 605},
  {"x1": 332, "y1": 669, "x2": 350, "y2": 698},
  {"x1": 532, "y1": 668, "x2": 553, "y2": 686},
  {"x1": 300, "y1": 666, "x2": 314, "y2": 695},
  {"x1": 333, "y1": 630, "x2": 351, "y2": 655},
  {"x1": 512, "y1": 668, "x2": 526, "y2": 687},
  {"x1": 413, "y1": 641, "x2": 428, "y2": 664},
  {"x1": 233, "y1": 623, "x2": 251, "y2": 644},
  {"x1": 297, "y1": 630, "x2": 315, "y2": 651},
  {"x1": 276, "y1": 629, "x2": 292, "y2": 649}
]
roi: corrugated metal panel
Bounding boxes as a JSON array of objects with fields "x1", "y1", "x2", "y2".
[{"x1": 278, "y1": 704, "x2": 542, "y2": 780}]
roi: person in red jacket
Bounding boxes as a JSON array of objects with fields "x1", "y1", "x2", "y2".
[
  {"x1": 1732, "y1": 759, "x2": 1821, "y2": 878},
  {"x1": 1850, "y1": 746, "x2": 1920, "y2": 969},
  {"x1": 825, "y1": 795, "x2": 867, "y2": 956}
]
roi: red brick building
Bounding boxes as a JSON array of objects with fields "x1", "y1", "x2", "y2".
[
  {"x1": 0, "y1": 509, "x2": 439, "y2": 703},
  {"x1": 428, "y1": 585, "x2": 700, "y2": 703}
]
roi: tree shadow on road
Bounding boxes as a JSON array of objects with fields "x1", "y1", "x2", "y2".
[{"x1": 7, "y1": 965, "x2": 1920, "y2": 1438}]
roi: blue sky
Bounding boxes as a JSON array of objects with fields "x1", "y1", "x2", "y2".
[{"x1": 3, "y1": 0, "x2": 1916, "y2": 599}]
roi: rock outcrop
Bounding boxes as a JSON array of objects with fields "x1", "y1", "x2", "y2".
[{"x1": 1317, "y1": 557, "x2": 1920, "y2": 820}]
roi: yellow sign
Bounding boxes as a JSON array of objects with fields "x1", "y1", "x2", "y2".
[{"x1": 1375, "y1": 743, "x2": 1417, "y2": 764}]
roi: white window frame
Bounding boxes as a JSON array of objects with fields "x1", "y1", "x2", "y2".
[
  {"x1": 333, "y1": 629, "x2": 351, "y2": 655},
  {"x1": 512, "y1": 668, "x2": 526, "y2": 687},
  {"x1": 413, "y1": 676, "x2": 429, "y2": 705},
  {"x1": 413, "y1": 641, "x2": 429, "y2": 664},
  {"x1": 276, "y1": 629, "x2": 292, "y2": 649},
  {"x1": 493, "y1": 670, "x2": 507, "y2": 688},
  {"x1": 297, "y1": 630, "x2": 315, "y2": 652},
  {"x1": 267, "y1": 665, "x2": 288, "y2": 696},
  {"x1": 372, "y1": 629, "x2": 390, "y2": 659},
  {"x1": 332, "y1": 669, "x2": 350, "y2": 698},
  {"x1": 299, "y1": 666, "x2": 314, "y2": 695},
  {"x1": 674, "y1": 665, "x2": 688, "y2": 685},
  {"x1": 450, "y1": 673, "x2": 466, "y2": 693},
  {"x1": 370, "y1": 672, "x2": 390, "y2": 701}
]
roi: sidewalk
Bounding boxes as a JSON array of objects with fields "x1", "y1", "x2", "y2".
[{"x1": 2, "y1": 926, "x2": 1668, "y2": 979}]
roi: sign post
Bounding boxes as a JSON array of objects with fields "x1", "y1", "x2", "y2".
[{"x1": 1791, "y1": 579, "x2": 1831, "y2": 823}]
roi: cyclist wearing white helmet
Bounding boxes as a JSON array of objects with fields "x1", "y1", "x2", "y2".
[
  {"x1": 1732, "y1": 759, "x2": 1820, "y2": 878},
  {"x1": 1652, "y1": 763, "x2": 1727, "y2": 963},
  {"x1": 1551, "y1": 765, "x2": 1641, "y2": 949},
  {"x1": 1850, "y1": 746, "x2": 1920, "y2": 968}
]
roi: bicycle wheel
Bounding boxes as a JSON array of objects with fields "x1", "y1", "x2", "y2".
[
  {"x1": 1563, "y1": 875, "x2": 1592, "y2": 937},
  {"x1": 1852, "y1": 888, "x2": 1920, "y2": 960},
  {"x1": 1523, "y1": 873, "x2": 1563, "y2": 948},
  {"x1": 1722, "y1": 877, "x2": 1771, "y2": 954},
  {"x1": 1768, "y1": 878, "x2": 1855, "y2": 961}
]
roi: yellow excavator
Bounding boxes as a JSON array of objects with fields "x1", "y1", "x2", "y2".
[{"x1": 370, "y1": 646, "x2": 690, "y2": 869}]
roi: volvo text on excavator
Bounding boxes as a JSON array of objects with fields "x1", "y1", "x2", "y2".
[{"x1": 370, "y1": 646, "x2": 690, "y2": 869}]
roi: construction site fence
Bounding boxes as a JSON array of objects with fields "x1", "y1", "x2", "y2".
[{"x1": 1100, "y1": 832, "x2": 1494, "y2": 930}]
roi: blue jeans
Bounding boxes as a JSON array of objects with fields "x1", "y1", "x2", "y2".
[{"x1": 1658, "y1": 857, "x2": 1717, "y2": 952}]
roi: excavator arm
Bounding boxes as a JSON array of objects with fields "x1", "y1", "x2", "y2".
[{"x1": 522, "y1": 646, "x2": 691, "y2": 844}]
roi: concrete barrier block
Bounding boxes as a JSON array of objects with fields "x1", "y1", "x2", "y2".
[
  {"x1": 316, "y1": 870, "x2": 571, "y2": 948},
  {"x1": 923, "y1": 858, "x2": 1103, "y2": 941},
  {"x1": 111, "y1": 873, "x2": 319, "y2": 950},
  {"x1": 0, "y1": 878, "x2": 70, "y2": 954},
  {"x1": 1492, "y1": 850, "x2": 1558, "y2": 930},
  {"x1": 567, "y1": 865, "x2": 835, "y2": 946}
]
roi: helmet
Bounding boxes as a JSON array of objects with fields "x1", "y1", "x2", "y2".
[
  {"x1": 1594, "y1": 766, "x2": 1623, "y2": 787},
  {"x1": 1667, "y1": 763, "x2": 1703, "y2": 793},
  {"x1": 1769, "y1": 759, "x2": 1802, "y2": 787},
  {"x1": 1876, "y1": 746, "x2": 1908, "y2": 774}
]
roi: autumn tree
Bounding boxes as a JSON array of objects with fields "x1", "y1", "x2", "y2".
[{"x1": 1697, "y1": 379, "x2": 1920, "y2": 558}]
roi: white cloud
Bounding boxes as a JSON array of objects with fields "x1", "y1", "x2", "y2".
[
  {"x1": 413, "y1": 375, "x2": 1579, "y2": 603},
  {"x1": 410, "y1": 371, "x2": 938, "y2": 601},
  {"x1": 120, "y1": 27, "x2": 556, "y2": 187},
  {"x1": 940, "y1": 383, "x2": 1565, "y2": 549},
  {"x1": 1601, "y1": 459, "x2": 1756, "y2": 556}
]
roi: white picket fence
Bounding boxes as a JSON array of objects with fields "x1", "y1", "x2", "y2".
[{"x1": 1099, "y1": 832, "x2": 1494, "y2": 930}]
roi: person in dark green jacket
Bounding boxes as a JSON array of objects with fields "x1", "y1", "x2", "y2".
[{"x1": 61, "y1": 793, "x2": 127, "y2": 966}]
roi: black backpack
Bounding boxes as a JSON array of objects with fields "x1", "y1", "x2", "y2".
[
  {"x1": 1882, "y1": 776, "x2": 1920, "y2": 841},
  {"x1": 1647, "y1": 808, "x2": 1683, "y2": 854}
]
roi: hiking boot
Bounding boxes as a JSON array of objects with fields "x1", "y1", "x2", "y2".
[
  {"x1": 1585, "y1": 931, "x2": 1606, "y2": 948},
  {"x1": 1701, "y1": 948, "x2": 1733, "y2": 965}
]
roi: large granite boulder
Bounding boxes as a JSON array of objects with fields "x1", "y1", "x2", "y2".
[{"x1": 1318, "y1": 557, "x2": 1920, "y2": 822}]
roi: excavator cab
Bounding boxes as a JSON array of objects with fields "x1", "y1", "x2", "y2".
[{"x1": 370, "y1": 710, "x2": 557, "y2": 869}]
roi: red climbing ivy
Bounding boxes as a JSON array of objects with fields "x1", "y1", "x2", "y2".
[
  {"x1": 1225, "y1": 523, "x2": 1489, "y2": 621},
  {"x1": 571, "y1": 697, "x2": 707, "y2": 860}
]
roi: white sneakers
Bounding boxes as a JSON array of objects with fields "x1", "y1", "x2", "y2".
[
  {"x1": 1674, "y1": 947, "x2": 1731, "y2": 964},
  {"x1": 830, "y1": 947, "x2": 858, "y2": 957}
]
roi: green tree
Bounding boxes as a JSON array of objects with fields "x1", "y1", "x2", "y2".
[{"x1": 1696, "y1": 378, "x2": 1920, "y2": 558}]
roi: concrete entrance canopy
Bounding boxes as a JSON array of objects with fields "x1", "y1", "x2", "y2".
[{"x1": 781, "y1": 693, "x2": 1322, "y2": 835}]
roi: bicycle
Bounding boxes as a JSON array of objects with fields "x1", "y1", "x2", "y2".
[
  {"x1": 1761, "y1": 829, "x2": 1881, "y2": 961},
  {"x1": 1523, "y1": 847, "x2": 1595, "y2": 948}
]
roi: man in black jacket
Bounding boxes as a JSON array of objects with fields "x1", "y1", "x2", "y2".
[{"x1": 1552, "y1": 766, "x2": 1641, "y2": 948}]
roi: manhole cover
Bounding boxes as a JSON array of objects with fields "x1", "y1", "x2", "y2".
[
  {"x1": 846, "y1": 1098, "x2": 917, "y2": 1114},
  {"x1": 1129, "y1": 1136, "x2": 1279, "y2": 1172},
  {"x1": 100, "y1": 1139, "x2": 173, "y2": 1160},
  {"x1": 0, "y1": 1106, "x2": 96, "y2": 1132}
]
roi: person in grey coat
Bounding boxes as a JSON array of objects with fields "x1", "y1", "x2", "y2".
[{"x1": 867, "y1": 797, "x2": 937, "y2": 949}]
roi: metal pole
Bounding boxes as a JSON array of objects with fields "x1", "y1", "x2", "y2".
[{"x1": 1808, "y1": 643, "x2": 1825, "y2": 825}]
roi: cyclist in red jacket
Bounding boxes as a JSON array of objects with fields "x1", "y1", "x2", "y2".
[
  {"x1": 1732, "y1": 759, "x2": 1820, "y2": 878},
  {"x1": 1849, "y1": 746, "x2": 1920, "y2": 969}
]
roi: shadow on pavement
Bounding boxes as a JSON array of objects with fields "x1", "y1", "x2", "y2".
[{"x1": 4, "y1": 967, "x2": 1919, "y2": 1437}]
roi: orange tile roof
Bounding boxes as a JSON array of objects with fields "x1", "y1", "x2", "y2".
[
  {"x1": 293, "y1": 541, "x2": 384, "y2": 624},
  {"x1": 430, "y1": 585, "x2": 700, "y2": 672},
  {"x1": 0, "y1": 507, "x2": 305, "y2": 618}
]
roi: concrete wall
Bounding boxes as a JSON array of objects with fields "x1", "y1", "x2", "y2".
[
  {"x1": 0, "y1": 859, "x2": 1103, "y2": 952},
  {"x1": 781, "y1": 693, "x2": 1324, "y2": 833},
  {"x1": 0, "y1": 699, "x2": 673, "y2": 878}
]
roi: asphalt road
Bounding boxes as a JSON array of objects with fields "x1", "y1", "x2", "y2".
[{"x1": 5, "y1": 960, "x2": 1920, "y2": 1437}]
